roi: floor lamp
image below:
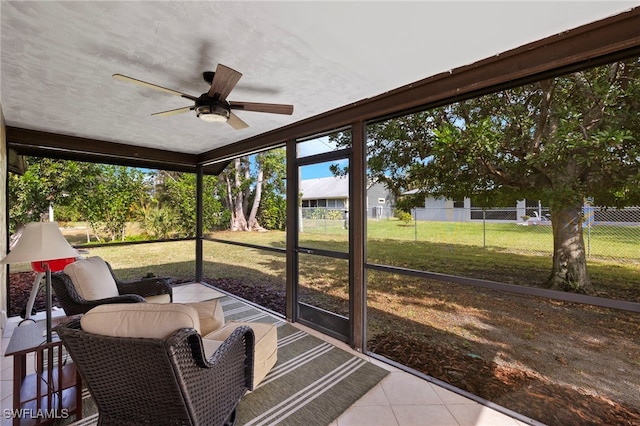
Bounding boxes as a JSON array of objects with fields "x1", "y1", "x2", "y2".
[{"x1": 1, "y1": 222, "x2": 79, "y2": 342}]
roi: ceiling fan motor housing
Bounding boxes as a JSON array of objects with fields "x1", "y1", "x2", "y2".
[{"x1": 195, "y1": 94, "x2": 230, "y2": 122}]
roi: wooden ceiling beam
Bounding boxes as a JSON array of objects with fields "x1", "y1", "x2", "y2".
[{"x1": 6, "y1": 127, "x2": 202, "y2": 172}]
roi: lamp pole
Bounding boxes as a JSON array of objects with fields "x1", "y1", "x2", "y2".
[{"x1": 45, "y1": 264, "x2": 53, "y2": 342}]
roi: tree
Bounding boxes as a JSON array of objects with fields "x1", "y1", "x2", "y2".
[
  {"x1": 101, "y1": 166, "x2": 147, "y2": 241},
  {"x1": 9, "y1": 159, "x2": 149, "y2": 242},
  {"x1": 256, "y1": 149, "x2": 286, "y2": 230},
  {"x1": 157, "y1": 171, "x2": 227, "y2": 237},
  {"x1": 335, "y1": 57, "x2": 640, "y2": 293},
  {"x1": 219, "y1": 149, "x2": 286, "y2": 231},
  {"x1": 8, "y1": 158, "x2": 103, "y2": 232}
]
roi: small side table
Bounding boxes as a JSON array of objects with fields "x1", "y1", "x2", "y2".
[{"x1": 4, "y1": 321, "x2": 82, "y2": 426}]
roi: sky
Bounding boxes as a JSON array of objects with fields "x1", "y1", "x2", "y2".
[{"x1": 297, "y1": 136, "x2": 348, "y2": 180}]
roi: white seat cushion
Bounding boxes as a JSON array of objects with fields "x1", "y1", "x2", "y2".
[
  {"x1": 81, "y1": 303, "x2": 201, "y2": 339},
  {"x1": 204, "y1": 321, "x2": 277, "y2": 386},
  {"x1": 185, "y1": 300, "x2": 225, "y2": 335},
  {"x1": 144, "y1": 294, "x2": 172, "y2": 304},
  {"x1": 63, "y1": 256, "x2": 119, "y2": 300}
]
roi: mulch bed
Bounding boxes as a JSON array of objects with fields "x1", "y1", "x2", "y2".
[
  {"x1": 9, "y1": 273, "x2": 640, "y2": 425},
  {"x1": 203, "y1": 277, "x2": 286, "y2": 315},
  {"x1": 8, "y1": 271, "x2": 60, "y2": 317},
  {"x1": 369, "y1": 333, "x2": 640, "y2": 426}
]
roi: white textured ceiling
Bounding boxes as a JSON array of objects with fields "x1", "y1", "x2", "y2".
[{"x1": 2, "y1": 1, "x2": 638, "y2": 155}]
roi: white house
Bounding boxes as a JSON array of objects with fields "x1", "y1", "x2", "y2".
[
  {"x1": 301, "y1": 176, "x2": 394, "y2": 219},
  {"x1": 405, "y1": 192, "x2": 548, "y2": 224}
]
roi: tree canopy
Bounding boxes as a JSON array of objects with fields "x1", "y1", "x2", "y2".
[
  {"x1": 8, "y1": 148, "x2": 287, "y2": 241},
  {"x1": 335, "y1": 56, "x2": 640, "y2": 292}
]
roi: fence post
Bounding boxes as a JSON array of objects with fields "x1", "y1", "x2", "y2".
[
  {"x1": 324, "y1": 207, "x2": 327, "y2": 234},
  {"x1": 584, "y1": 203, "x2": 593, "y2": 259},
  {"x1": 413, "y1": 208, "x2": 417, "y2": 242},
  {"x1": 483, "y1": 208, "x2": 486, "y2": 249}
]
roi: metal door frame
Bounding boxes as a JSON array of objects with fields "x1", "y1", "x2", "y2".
[{"x1": 290, "y1": 146, "x2": 353, "y2": 342}]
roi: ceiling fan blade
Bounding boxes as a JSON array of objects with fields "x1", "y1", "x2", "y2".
[
  {"x1": 113, "y1": 74, "x2": 198, "y2": 101},
  {"x1": 151, "y1": 106, "x2": 193, "y2": 117},
  {"x1": 229, "y1": 101, "x2": 294, "y2": 115},
  {"x1": 208, "y1": 64, "x2": 242, "y2": 101},
  {"x1": 227, "y1": 112, "x2": 249, "y2": 130}
]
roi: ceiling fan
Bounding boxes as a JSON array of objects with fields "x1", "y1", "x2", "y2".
[{"x1": 112, "y1": 64, "x2": 293, "y2": 130}]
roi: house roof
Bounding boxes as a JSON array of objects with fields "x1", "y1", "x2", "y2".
[
  {"x1": 2, "y1": 2, "x2": 638, "y2": 170},
  {"x1": 301, "y1": 176, "x2": 348, "y2": 200}
]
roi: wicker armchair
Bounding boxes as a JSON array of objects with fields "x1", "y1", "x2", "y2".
[
  {"x1": 51, "y1": 259, "x2": 173, "y2": 316},
  {"x1": 56, "y1": 317, "x2": 255, "y2": 426}
]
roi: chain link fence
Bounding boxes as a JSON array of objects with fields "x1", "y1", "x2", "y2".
[
  {"x1": 299, "y1": 205, "x2": 640, "y2": 264},
  {"x1": 414, "y1": 205, "x2": 640, "y2": 263}
]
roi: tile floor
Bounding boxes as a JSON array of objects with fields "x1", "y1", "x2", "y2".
[{"x1": 1, "y1": 283, "x2": 536, "y2": 426}]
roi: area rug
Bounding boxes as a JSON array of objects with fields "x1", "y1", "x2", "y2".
[{"x1": 63, "y1": 295, "x2": 389, "y2": 426}]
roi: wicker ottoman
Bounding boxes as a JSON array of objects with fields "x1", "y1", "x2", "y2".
[{"x1": 204, "y1": 321, "x2": 277, "y2": 387}]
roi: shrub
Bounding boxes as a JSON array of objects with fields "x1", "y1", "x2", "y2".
[{"x1": 395, "y1": 209, "x2": 413, "y2": 224}]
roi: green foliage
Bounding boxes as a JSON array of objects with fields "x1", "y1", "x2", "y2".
[
  {"x1": 395, "y1": 193, "x2": 423, "y2": 212},
  {"x1": 8, "y1": 159, "x2": 148, "y2": 242},
  {"x1": 100, "y1": 166, "x2": 147, "y2": 241},
  {"x1": 395, "y1": 210, "x2": 413, "y2": 224},
  {"x1": 159, "y1": 172, "x2": 197, "y2": 237},
  {"x1": 9, "y1": 152, "x2": 284, "y2": 241},
  {"x1": 252, "y1": 149, "x2": 287, "y2": 230},
  {"x1": 360, "y1": 58, "x2": 640, "y2": 209},
  {"x1": 217, "y1": 148, "x2": 287, "y2": 231},
  {"x1": 144, "y1": 207, "x2": 175, "y2": 239},
  {"x1": 258, "y1": 193, "x2": 286, "y2": 230},
  {"x1": 345, "y1": 57, "x2": 640, "y2": 292},
  {"x1": 155, "y1": 172, "x2": 227, "y2": 237}
]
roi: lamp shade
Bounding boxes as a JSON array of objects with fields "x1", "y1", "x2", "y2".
[{"x1": 1, "y1": 222, "x2": 79, "y2": 264}]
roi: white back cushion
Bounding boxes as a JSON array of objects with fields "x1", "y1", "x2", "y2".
[
  {"x1": 81, "y1": 303, "x2": 201, "y2": 339},
  {"x1": 63, "y1": 256, "x2": 119, "y2": 300}
]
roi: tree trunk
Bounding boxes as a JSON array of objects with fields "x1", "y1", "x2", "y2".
[
  {"x1": 546, "y1": 204, "x2": 593, "y2": 293},
  {"x1": 247, "y1": 167, "x2": 264, "y2": 230},
  {"x1": 228, "y1": 158, "x2": 248, "y2": 231},
  {"x1": 231, "y1": 202, "x2": 248, "y2": 231}
]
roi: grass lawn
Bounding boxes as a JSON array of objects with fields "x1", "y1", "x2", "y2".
[
  {"x1": 208, "y1": 220, "x2": 639, "y2": 300},
  {"x1": 32, "y1": 220, "x2": 635, "y2": 301}
]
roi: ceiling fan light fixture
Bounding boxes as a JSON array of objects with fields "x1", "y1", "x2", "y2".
[{"x1": 196, "y1": 104, "x2": 230, "y2": 123}]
